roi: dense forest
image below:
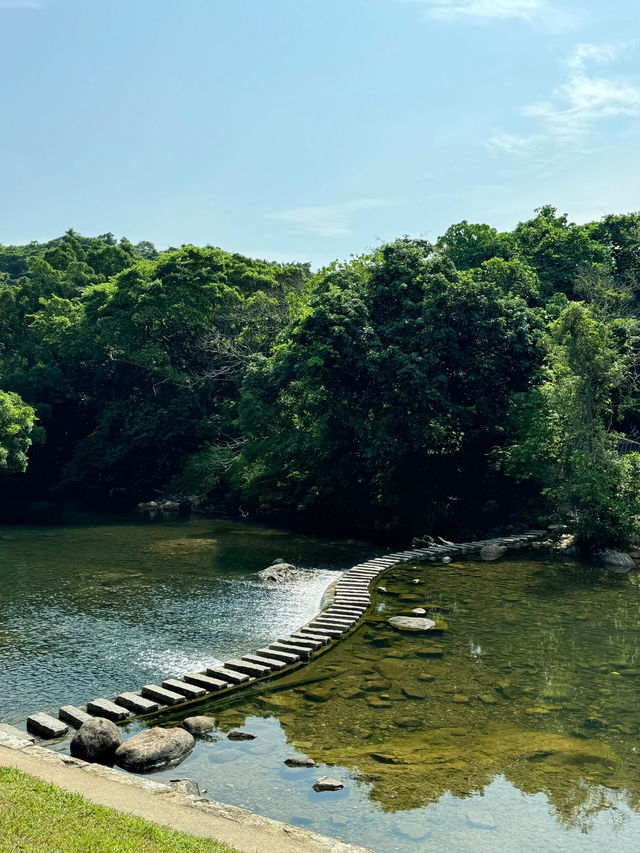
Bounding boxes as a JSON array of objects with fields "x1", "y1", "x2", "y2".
[{"x1": 2, "y1": 206, "x2": 640, "y2": 551}]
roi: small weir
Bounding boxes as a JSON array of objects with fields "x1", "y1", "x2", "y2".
[{"x1": 25, "y1": 533, "x2": 544, "y2": 740}]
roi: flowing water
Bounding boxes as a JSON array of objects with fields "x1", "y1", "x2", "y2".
[
  {"x1": 120, "y1": 553, "x2": 640, "y2": 852},
  {"x1": 0, "y1": 513, "x2": 371, "y2": 725},
  {"x1": 6, "y1": 517, "x2": 640, "y2": 851}
]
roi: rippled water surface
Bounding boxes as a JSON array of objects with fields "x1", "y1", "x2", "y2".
[
  {"x1": 0, "y1": 514, "x2": 371, "y2": 724},
  {"x1": 123, "y1": 554, "x2": 640, "y2": 853}
]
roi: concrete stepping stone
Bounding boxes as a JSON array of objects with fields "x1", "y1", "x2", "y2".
[
  {"x1": 268, "y1": 642, "x2": 310, "y2": 660},
  {"x1": 242, "y1": 653, "x2": 286, "y2": 671},
  {"x1": 184, "y1": 672, "x2": 228, "y2": 692},
  {"x1": 206, "y1": 666, "x2": 252, "y2": 685},
  {"x1": 256, "y1": 646, "x2": 301, "y2": 664},
  {"x1": 58, "y1": 706, "x2": 93, "y2": 728},
  {"x1": 115, "y1": 692, "x2": 160, "y2": 714},
  {"x1": 304, "y1": 624, "x2": 344, "y2": 638},
  {"x1": 87, "y1": 698, "x2": 130, "y2": 721},
  {"x1": 291, "y1": 630, "x2": 333, "y2": 644},
  {"x1": 279, "y1": 635, "x2": 322, "y2": 650},
  {"x1": 162, "y1": 679, "x2": 206, "y2": 699},
  {"x1": 316, "y1": 615, "x2": 356, "y2": 626},
  {"x1": 27, "y1": 712, "x2": 69, "y2": 739},
  {"x1": 287, "y1": 633, "x2": 328, "y2": 649},
  {"x1": 225, "y1": 658, "x2": 271, "y2": 677},
  {"x1": 141, "y1": 684, "x2": 185, "y2": 706}
]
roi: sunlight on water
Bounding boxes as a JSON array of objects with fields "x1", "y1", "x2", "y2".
[{"x1": 0, "y1": 515, "x2": 370, "y2": 724}]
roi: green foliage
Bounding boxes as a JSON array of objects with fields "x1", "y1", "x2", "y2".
[
  {"x1": 0, "y1": 767, "x2": 239, "y2": 853},
  {"x1": 506, "y1": 302, "x2": 640, "y2": 552},
  {"x1": 235, "y1": 239, "x2": 544, "y2": 533},
  {"x1": 2, "y1": 209, "x2": 640, "y2": 549},
  {"x1": 0, "y1": 389, "x2": 41, "y2": 473}
]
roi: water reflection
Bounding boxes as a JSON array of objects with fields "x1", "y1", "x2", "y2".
[{"x1": 143, "y1": 555, "x2": 640, "y2": 851}]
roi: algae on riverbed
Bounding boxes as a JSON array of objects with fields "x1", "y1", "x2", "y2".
[{"x1": 169, "y1": 555, "x2": 640, "y2": 826}]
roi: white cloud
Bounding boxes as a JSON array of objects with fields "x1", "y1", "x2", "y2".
[
  {"x1": 271, "y1": 199, "x2": 391, "y2": 237},
  {"x1": 566, "y1": 42, "x2": 631, "y2": 72},
  {"x1": 489, "y1": 42, "x2": 640, "y2": 152},
  {"x1": 487, "y1": 132, "x2": 537, "y2": 155},
  {"x1": 396, "y1": 0, "x2": 578, "y2": 31}
]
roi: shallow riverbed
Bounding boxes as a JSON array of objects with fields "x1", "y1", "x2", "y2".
[
  {"x1": 121, "y1": 553, "x2": 640, "y2": 852},
  {"x1": 0, "y1": 514, "x2": 371, "y2": 725}
]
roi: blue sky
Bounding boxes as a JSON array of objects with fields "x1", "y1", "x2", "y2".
[{"x1": 1, "y1": 0, "x2": 638, "y2": 266}]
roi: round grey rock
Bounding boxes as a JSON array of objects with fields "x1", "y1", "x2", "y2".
[
  {"x1": 168, "y1": 778, "x2": 200, "y2": 796},
  {"x1": 284, "y1": 755, "x2": 316, "y2": 767},
  {"x1": 313, "y1": 776, "x2": 344, "y2": 792},
  {"x1": 480, "y1": 544, "x2": 508, "y2": 561},
  {"x1": 388, "y1": 616, "x2": 436, "y2": 632},
  {"x1": 70, "y1": 718, "x2": 122, "y2": 763},
  {"x1": 258, "y1": 563, "x2": 298, "y2": 582},
  {"x1": 182, "y1": 716, "x2": 215, "y2": 737},
  {"x1": 114, "y1": 727, "x2": 195, "y2": 772}
]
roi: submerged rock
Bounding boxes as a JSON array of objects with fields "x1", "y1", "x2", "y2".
[
  {"x1": 480, "y1": 544, "x2": 508, "y2": 562},
  {"x1": 388, "y1": 616, "x2": 437, "y2": 632},
  {"x1": 182, "y1": 716, "x2": 215, "y2": 737},
  {"x1": 227, "y1": 730, "x2": 256, "y2": 740},
  {"x1": 70, "y1": 718, "x2": 122, "y2": 763},
  {"x1": 114, "y1": 727, "x2": 195, "y2": 772},
  {"x1": 313, "y1": 776, "x2": 344, "y2": 792},
  {"x1": 284, "y1": 755, "x2": 316, "y2": 767},
  {"x1": 600, "y1": 551, "x2": 635, "y2": 573}
]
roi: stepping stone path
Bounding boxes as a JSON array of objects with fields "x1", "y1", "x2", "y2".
[{"x1": 23, "y1": 531, "x2": 546, "y2": 740}]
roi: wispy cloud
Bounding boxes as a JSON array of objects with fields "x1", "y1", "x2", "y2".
[
  {"x1": 272, "y1": 199, "x2": 390, "y2": 237},
  {"x1": 488, "y1": 42, "x2": 640, "y2": 153},
  {"x1": 396, "y1": 0, "x2": 578, "y2": 31}
]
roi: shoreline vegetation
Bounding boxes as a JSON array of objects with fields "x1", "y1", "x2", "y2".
[
  {"x1": 2, "y1": 206, "x2": 640, "y2": 554},
  {"x1": 0, "y1": 767, "x2": 239, "y2": 853}
]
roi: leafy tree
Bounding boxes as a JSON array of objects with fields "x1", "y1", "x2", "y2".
[
  {"x1": 235, "y1": 240, "x2": 544, "y2": 535},
  {"x1": 0, "y1": 390, "x2": 40, "y2": 474},
  {"x1": 436, "y1": 221, "x2": 513, "y2": 270},
  {"x1": 506, "y1": 302, "x2": 640, "y2": 552}
]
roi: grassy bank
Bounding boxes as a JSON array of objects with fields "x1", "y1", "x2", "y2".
[{"x1": 0, "y1": 767, "x2": 239, "y2": 853}]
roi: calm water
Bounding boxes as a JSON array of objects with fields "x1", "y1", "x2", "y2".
[
  {"x1": 0, "y1": 514, "x2": 371, "y2": 725},
  {"x1": 119, "y1": 554, "x2": 640, "y2": 853}
]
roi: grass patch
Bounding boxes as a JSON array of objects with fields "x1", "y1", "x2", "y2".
[{"x1": 0, "y1": 767, "x2": 240, "y2": 852}]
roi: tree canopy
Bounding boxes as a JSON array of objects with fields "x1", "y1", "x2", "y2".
[{"x1": 2, "y1": 207, "x2": 640, "y2": 549}]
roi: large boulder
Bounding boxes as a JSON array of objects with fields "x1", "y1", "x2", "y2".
[
  {"x1": 600, "y1": 551, "x2": 635, "y2": 573},
  {"x1": 70, "y1": 718, "x2": 122, "y2": 763},
  {"x1": 480, "y1": 544, "x2": 508, "y2": 562},
  {"x1": 258, "y1": 563, "x2": 298, "y2": 582},
  {"x1": 388, "y1": 616, "x2": 436, "y2": 632},
  {"x1": 114, "y1": 727, "x2": 195, "y2": 772}
]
